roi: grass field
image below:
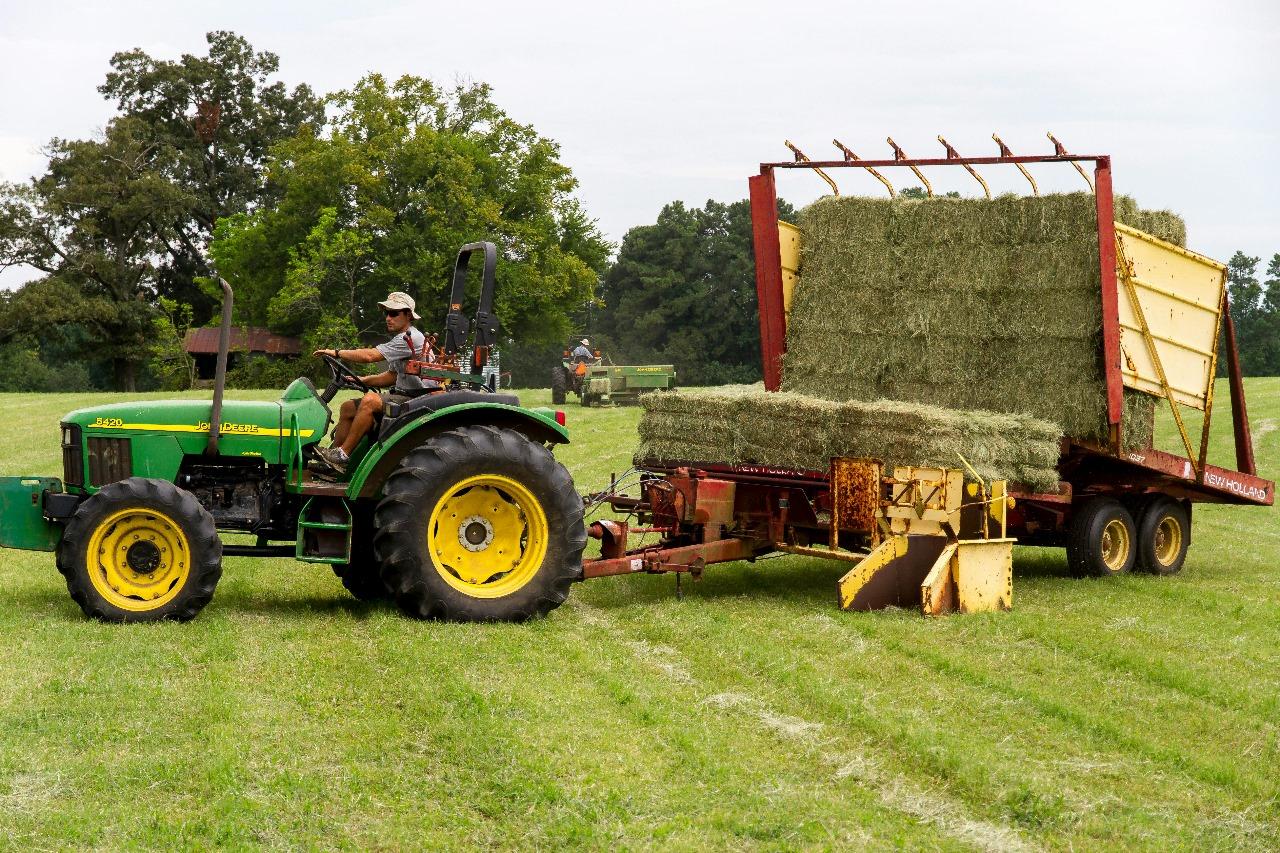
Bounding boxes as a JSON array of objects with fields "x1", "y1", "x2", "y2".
[{"x1": 1, "y1": 381, "x2": 1277, "y2": 850}]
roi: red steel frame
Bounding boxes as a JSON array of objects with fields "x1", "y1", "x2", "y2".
[{"x1": 747, "y1": 151, "x2": 1270, "y2": 505}]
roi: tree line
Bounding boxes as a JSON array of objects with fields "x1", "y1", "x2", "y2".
[
  {"x1": 0, "y1": 32, "x2": 608, "y2": 393},
  {"x1": 1, "y1": 32, "x2": 1276, "y2": 393}
]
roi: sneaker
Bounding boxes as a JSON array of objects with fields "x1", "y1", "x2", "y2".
[{"x1": 310, "y1": 446, "x2": 349, "y2": 475}]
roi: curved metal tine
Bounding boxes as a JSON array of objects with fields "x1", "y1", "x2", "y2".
[
  {"x1": 1047, "y1": 131, "x2": 1094, "y2": 192},
  {"x1": 785, "y1": 140, "x2": 839, "y2": 196},
  {"x1": 886, "y1": 136, "x2": 932, "y2": 197},
  {"x1": 938, "y1": 135, "x2": 990, "y2": 199},
  {"x1": 832, "y1": 139, "x2": 894, "y2": 197},
  {"x1": 992, "y1": 133, "x2": 1039, "y2": 196}
]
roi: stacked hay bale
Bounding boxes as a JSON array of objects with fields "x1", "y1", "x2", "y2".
[
  {"x1": 633, "y1": 192, "x2": 1179, "y2": 488},
  {"x1": 635, "y1": 386, "x2": 1063, "y2": 492},
  {"x1": 780, "y1": 192, "x2": 1173, "y2": 449}
]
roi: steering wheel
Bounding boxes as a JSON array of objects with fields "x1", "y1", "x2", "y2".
[{"x1": 318, "y1": 353, "x2": 372, "y2": 403}]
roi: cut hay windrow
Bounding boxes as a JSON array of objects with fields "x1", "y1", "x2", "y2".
[
  {"x1": 635, "y1": 387, "x2": 1063, "y2": 492},
  {"x1": 780, "y1": 191, "x2": 1175, "y2": 449}
]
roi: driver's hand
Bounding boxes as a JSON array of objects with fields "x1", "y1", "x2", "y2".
[{"x1": 312, "y1": 349, "x2": 331, "y2": 359}]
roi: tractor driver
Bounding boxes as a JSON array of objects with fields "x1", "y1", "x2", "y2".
[
  {"x1": 310, "y1": 291, "x2": 433, "y2": 474},
  {"x1": 572, "y1": 338, "x2": 594, "y2": 363}
]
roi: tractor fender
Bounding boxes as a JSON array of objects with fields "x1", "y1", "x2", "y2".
[{"x1": 346, "y1": 403, "x2": 569, "y2": 500}]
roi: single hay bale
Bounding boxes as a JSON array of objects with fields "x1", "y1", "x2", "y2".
[
  {"x1": 781, "y1": 192, "x2": 1174, "y2": 449},
  {"x1": 635, "y1": 388, "x2": 1063, "y2": 491}
]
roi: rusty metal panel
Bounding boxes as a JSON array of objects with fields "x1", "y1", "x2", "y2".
[
  {"x1": 693, "y1": 478, "x2": 737, "y2": 531},
  {"x1": 830, "y1": 457, "x2": 880, "y2": 536}
]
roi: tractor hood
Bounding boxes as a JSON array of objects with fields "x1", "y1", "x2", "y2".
[{"x1": 63, "y1": 398, "x2": 317, "y2": 467}]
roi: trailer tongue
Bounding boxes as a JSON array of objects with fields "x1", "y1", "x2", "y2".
[{"x1": 586, "y1": 461, "x2": 1017, "y2": 615}]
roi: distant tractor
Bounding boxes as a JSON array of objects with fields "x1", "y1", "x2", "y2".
[
  {"x1": 550, "y1": 342, "x2": 675, "y2": 407},
  {"x1": 0, "y1": 243, "x2": 585, "y2": 623}
]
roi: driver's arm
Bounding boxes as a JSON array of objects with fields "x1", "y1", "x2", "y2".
[
  {"x1": 362, "y1": 371, "x2": 397, "y2": 389},
  {"x1": 312, "y1": 347, "x2": 384, "y2": 364}
]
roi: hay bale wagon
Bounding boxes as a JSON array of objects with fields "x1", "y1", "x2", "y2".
[{"x1": 581, "y1": 139, "x2": 1273, "y2": 613}]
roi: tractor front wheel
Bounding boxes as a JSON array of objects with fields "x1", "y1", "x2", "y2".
[
  {"x1": 56, "y1": 478, "x2": 222, "y2": 622},
  {"x1": 373, "y1": 426, "x2": 585, "y2": 621}
]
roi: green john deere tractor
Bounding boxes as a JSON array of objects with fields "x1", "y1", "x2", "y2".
[
  {"x1": 550, "y1": 345, "x2": 675, "y2": 407},
  {"x1": 0, "y1": 243, "x2": 586, "y2": 623}
]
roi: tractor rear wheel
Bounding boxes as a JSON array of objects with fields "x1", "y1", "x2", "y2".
[
  {"x1": 56, "y1": 477, "x2": 222, "y2": 622},
  {"x1": 1134, "y1": 496, "x2": 1190, "y2": 575},
  {"x1": 550, "y1": 367, "x2": 567, "y2": 405},
  {"x1": 1066, "y1": 497, "x2": 1136, "y2": 577},
  {"x1": 373, "y1": 426, "x2": 585, "y2": 621}
]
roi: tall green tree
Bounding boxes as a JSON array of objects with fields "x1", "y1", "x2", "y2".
[
  {"x1": 212, "y1": 74, "x2": 609, "y2": 348},
  {"x1": 1226, "y1": 251, "x2": 1266, "y2": 376},
  {"x1": 1250, "y1": 253, "x2": 1280, "y2": 375},
  {"x1": 98, "y1": 30, "x2": 324, "y2": 322},
  {"x1": 594, "y1": 198, "x2": 795, "y2": 385},
  {"x1": 0, "y1": 118, "x2": 195, "y2": 389}
]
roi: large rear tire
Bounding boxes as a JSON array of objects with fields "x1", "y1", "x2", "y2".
[
  {"x1": 56, "y1": 477, "x2": 222, "y2": 622},
  {"x1": 1134, "y1": 496, "x2": 1190, "y2": 575},
  {"x1": 550, "y1": 367, "x2": 567, "y2": 405},
  {"x1": 373, "y1": 426, "x2": 585, "y2": 621},
  {"x1": 1066, "y1": 497, "x2": 1136, "y2": 578}
]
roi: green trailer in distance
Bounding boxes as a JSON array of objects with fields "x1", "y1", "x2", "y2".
[{"x1": 578, "y1": 363, "x2": 676, "y2": 407}]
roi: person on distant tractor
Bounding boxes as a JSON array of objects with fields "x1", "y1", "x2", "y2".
[
  {"x1": 310, "y1": 291, "x2": 434, "y2": 474},
  {"x1": 571, "y1": 338, "x2": 593, "y2": 363}
]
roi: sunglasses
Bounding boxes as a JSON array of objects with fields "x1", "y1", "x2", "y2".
[{"x1": 384, "y1": 309, "x2": 407, "y2": 318}]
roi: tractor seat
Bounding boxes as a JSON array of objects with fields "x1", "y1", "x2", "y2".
[{"x1": 378, "y1": 389, "x2": 521, "y2": 442}]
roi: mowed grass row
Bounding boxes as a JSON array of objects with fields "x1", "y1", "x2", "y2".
[{"x1": 0, "y1": 381, "x2": 1277, "y2": 849}]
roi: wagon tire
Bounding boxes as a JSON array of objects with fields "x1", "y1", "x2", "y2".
[
  {"x1": 1066, "y1": 497, "x2": 1136, "y2": 578},
  {"x1": 1135, "y1": 496, "x2": 1190, "y2": 575},
  {"x1": 56, "y1": 477, "x2": 222, "y2": 622},
  {"x1": 373, "y1": 426, "x2": 585, "y2": 622}
]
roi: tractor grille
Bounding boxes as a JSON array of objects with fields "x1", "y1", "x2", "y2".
[
  {"x1": 61, "y1": 423, "x2": 83, "y2": 488},
  {"x1": 87, "y1": 437, "x2": 132, "y2": 487}
]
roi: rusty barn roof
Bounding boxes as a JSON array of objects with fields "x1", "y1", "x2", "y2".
[{"x1": 184, "y1": 327, "x2": 302, "y2": 356}]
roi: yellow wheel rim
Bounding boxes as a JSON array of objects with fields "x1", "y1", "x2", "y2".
[
  {"x1": 1100, "y1": 518, "x2": 1131, "y2": 572},
  {"x1": 427, "y1": 474, "x2": 548, "y2": 599},
  {"x1": 1153, "y1": 515, "x2": 1182, "y2": 566},
  {"x1": 86, "y1": 508, "x2": 192, "y2": 612}
]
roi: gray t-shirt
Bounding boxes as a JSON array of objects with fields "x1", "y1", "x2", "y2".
[
  {"x1": 572, "y1": 344, "x2": 593, "y2": 361},
  {"x1": 376, "y1": 327, "x2": 429, "y2": 392}
]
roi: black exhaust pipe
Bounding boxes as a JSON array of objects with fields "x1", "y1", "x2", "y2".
[{"x1": 205, "y1": 277, "x2": 234, "y2": 456}]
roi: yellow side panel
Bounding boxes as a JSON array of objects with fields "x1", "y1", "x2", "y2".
[
  {"x1": 778, "y1": 221, "x2": 801, "y2": 316},
  {"x1": 837, "y1": 534, "x2": 906, "y2": 610},
  {"x1": 1114, "y1": 223, "x2": 1225, "y2": 410},
  {"x1": 953, "y1": 539, "x2": 1014, "y2": 613},
  {"x1": 920, "y1": 542, "x2": 959, "y2": 616}
]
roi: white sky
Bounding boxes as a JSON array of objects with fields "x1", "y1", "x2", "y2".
[{"x1": 2, "y1": 0, "x2": 1278, "y2": 291}]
